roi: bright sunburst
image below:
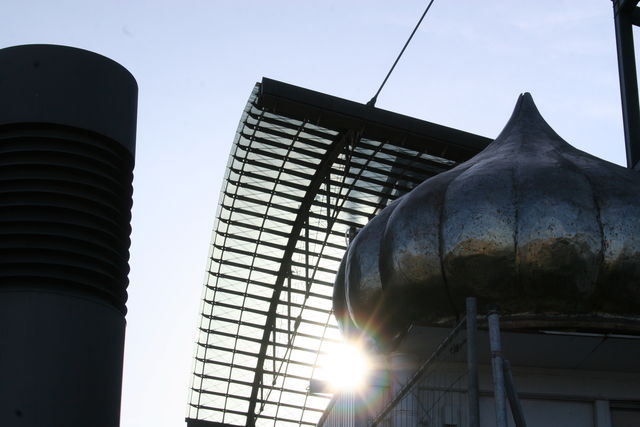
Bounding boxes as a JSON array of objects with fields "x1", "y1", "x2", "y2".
[{"x1": 321, "y1": 341, "x2": 370, "y2": 391}]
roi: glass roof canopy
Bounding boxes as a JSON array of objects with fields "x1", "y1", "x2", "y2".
[{"x1": 186, "y1": 78, "x2": 491, "y2": 427}]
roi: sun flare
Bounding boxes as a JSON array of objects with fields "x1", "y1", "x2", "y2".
[{"x1": 322, "y1": 342, "x2": 370, "y2": 391}]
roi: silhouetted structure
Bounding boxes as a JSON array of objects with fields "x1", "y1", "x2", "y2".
[
  {"x1": 185, "y1": 78, "x2": 490, "y2": 426},
  {"x1": 328, "y1": 93, "x2": 640, "y2": 426},
  {"x1": 187, "y1": 7, "x2": 640, "y2": 423},
  {"x1": 0, "y1": 44, "x2": 137, "y2": 427},
  {"x1": 188, "y1": 79, "x2": 640, "y2": 427}
]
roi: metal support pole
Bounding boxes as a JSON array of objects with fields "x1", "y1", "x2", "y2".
[
  {"x1": 466, "y1": 297, "x2": 480, "y2": 427},
  {"x1": 594, "y1": 400, "x2": 613, "y2": 427},
  {"x1": 503, "y1": 360, "x2": 527, "y2": 427},
  {"x1": 613, "y1": 0, "x2": 640, "y2": 169},
  {"x1": 488, "y1": 305, "x2": 508, "y2": 427}
]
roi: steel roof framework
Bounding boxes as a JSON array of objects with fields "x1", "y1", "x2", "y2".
[{"x1": 186, "y1": 79, "x2": 490, "y2": 427}]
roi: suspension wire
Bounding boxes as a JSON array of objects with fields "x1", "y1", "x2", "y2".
[{"x1": 366, "y1": 0, "x2": 436, "y2": 107}]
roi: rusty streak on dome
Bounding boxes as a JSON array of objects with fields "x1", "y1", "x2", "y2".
[{"x1": 334, "y1": 93, "x2": 640, "y2": 349}]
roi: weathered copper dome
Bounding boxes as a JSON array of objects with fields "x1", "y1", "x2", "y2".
[{"x1": 334, "y1": 93, "x2": 640, "y2": 348}]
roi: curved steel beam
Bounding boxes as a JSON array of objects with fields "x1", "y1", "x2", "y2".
[{"x1": 246, "y1": 130, "x2": 355, "y2": 426}]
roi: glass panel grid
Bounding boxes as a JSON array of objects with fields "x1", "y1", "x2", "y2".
[{"x1": 188, "y1": 82, "x2": 479, "y2": 426}]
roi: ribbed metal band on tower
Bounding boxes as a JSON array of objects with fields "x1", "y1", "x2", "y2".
[{"x1": 0, "y1": 44, "x2": 137, "y2": 427}]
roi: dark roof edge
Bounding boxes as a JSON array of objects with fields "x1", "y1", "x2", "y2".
[
  {"x1": 185, "y1": 418, "x2": 240, "y2": 427},
  {"x1": 258, "y1": 77, "x2": 492, "y2": 162}
]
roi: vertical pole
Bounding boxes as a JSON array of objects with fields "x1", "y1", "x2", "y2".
[
  {"x1": 466, "y1": 297, "x2": 480, "y2": 427},
  {"x1": 613, "y1": 0, "x2": 640, "y2": 169},
  {"x1": 488, "y1": 305, "x2": 508, "y2": 427},
  {"x1": 594, "y1": 400, "x2": 612, "y2": 427}
]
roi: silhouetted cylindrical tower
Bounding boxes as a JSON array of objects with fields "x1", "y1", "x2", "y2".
[{"x1": 0, "y1": 45, "x2": 137, "y2": 427}]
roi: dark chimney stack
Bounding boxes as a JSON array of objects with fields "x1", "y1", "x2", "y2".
[{"x1": 0, "y1": 44, "x2": 137, "y2": 427}]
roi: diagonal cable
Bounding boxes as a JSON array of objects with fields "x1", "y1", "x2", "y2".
[{"x1": 367, "y1": 0, "x2": 436, "y2": 107}]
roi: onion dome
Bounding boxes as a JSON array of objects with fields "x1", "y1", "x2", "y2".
[{"x1": 334, "y1": 93, "x2": 640, "y2": 349}]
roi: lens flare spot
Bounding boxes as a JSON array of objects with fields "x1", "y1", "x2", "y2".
[{"x1": 322, "y1": 342, "x2": 369, "y2": 391}]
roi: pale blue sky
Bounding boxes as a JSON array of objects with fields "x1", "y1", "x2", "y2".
[{"x1": 2, "y1": 1, "x2": 629, "y2": 426}]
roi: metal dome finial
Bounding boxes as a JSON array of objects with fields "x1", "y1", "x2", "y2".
[{"x1": 334, "y1": 93, "x2": 640, "y2": 349}]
